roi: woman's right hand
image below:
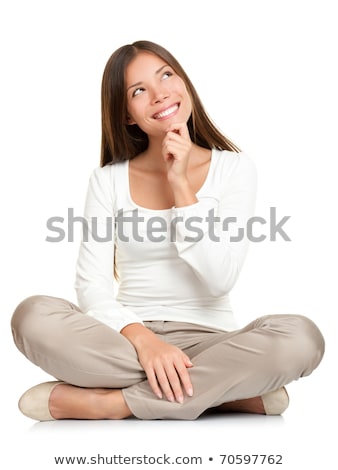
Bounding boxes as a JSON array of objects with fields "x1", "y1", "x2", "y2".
[{"x1": 121, "y1": 323, "x2": 194, "y2": 403}]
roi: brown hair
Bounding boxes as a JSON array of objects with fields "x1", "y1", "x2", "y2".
[{"x1": 100, "y1": 40, "x2": 240, "y2": 167}]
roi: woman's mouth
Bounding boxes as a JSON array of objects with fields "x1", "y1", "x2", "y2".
[{"x1": 153, "y1": 103, "x2": 179, "y2": 120}]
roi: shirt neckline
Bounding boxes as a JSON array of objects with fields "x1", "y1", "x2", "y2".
[{"x1": 125, "y1": 148, "x2": 216, "y2": 213}]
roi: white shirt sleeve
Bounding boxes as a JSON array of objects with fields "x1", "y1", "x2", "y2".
[
  {"x1": 74, "y1": 165, "x2": 144, "y2": 332},
  {"x1": 171, "y1": 152, "x2": 257, "y2": 297}
]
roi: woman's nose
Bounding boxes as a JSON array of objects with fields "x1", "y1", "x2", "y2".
[{"x1": 151, "y1": 86, "x2": 169, "y2": 104}]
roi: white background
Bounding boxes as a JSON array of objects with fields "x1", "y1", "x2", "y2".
[{"x1": 1, "y1": 0, "x2": 337, "y2": 468}]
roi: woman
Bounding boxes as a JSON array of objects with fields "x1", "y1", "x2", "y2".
[{"x1": 11, "y1": 40, "x2": 325, "y2": 421}]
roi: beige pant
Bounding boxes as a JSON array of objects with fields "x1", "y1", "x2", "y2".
[{"x1": 11, "y1": 295, "x2": 325, "y2": 420}]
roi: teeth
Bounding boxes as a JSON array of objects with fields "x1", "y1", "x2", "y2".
[{"x1": 155, "y1": 104, "x2": 178, "y2": 119}]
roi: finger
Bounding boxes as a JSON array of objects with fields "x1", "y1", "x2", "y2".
[
  {"x1": 145, "y1": 367, "x2": 163, "y2": 400},
  {"x1": 165, "y1": 132, "x2": 189, "y2": 149},
  {"x1": 166, "y1": 122, "x2": 190, "y2": 139},
  {"x1": 162, "y1": 142, "x2": 180, "y2": 160},
  {"x1": 184, "y1": 356, "x2": 194, "y2": 368},
  {"x1": 162, "y1": 132, "x2": 190, "y2": 162},
  {"x1": 162, "y1": 140, "x2": 189, "y2": 161},
  {"x1": 175, "y1": 361, "x2": 194, "y2": 398},
  {"x1": 155, "y1": 366, "x2": 176, "y2": 403},
  {"x1": 164, "y1": 366, "x2": 185, "y2": 403},
  {"x1": 162, "y1": 132, "x2": 181, "y2": 150}
]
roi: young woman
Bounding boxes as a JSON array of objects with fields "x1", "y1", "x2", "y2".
[{"x1": 11, "y1": 40, "x2": 325, "y2": 421}]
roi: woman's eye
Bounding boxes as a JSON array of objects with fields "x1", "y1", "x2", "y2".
[
  {"x1": 162, "y1": 71, "x2": 173, "y2": 80},
  {"x1": 132, "y1": 87, "x2": 144, "y2": 97}
]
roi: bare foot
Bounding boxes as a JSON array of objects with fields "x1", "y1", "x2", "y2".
[
  {"x1": 211, "y1": 396, "x2": 266, "y2": 414},
  {"x1": 49, "y1": 384, "x2": 132, "y2": 420}
]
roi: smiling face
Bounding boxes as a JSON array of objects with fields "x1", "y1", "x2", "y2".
[{"x1": 125, "y1": 52, "x2": 192, "y2": 138}]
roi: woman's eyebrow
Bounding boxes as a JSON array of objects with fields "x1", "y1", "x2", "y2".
[
  {"x1": 127, "y1": 65, "x2": 169, "y2": 91},
  {"x1": 127, "y1": 81, "x2": 142, "y2": 91},
  {"x1": 155, "y1": 64, "x2": 168, "y2": 75}
]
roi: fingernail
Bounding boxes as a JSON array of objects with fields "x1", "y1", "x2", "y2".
[
  {"x1": 168, "y1": 395, "x2": 175, "y2": 403},
  {"x1": 177, "y1": 395, "x2": 184, "y2": 404},
  {"x1": 187, "y1": 387, "x2": 193, "y2": 397},
  {"x1": 157, "y1": 392, "x2": 163, "y2": 399}
]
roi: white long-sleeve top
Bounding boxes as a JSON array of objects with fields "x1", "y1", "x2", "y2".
[{"x1": 75, "y1": 149, "x2": 257, "y2": 332}]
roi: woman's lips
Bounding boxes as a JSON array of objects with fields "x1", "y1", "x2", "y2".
[{"x1": 153, "y1": 103, "x2": 179, "y2": 120}]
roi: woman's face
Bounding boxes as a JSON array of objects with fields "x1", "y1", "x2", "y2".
[{"x1": 125, "y1": 52, "x2": 192, "y2": 137}]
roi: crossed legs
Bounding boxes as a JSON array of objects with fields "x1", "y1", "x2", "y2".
[{"x1": 11, "y1": 295, "x2": 325, "y2": 420}]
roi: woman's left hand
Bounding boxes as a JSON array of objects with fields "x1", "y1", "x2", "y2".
[{"x1": 162, "y1": 122, "x2": 192, "y2": 187}]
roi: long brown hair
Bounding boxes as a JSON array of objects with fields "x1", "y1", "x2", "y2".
[{"x1": 100, "y1": 40, "x2": 240, "y2": 167}]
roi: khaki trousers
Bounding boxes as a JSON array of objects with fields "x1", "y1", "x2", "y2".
[{"x1": 11, "y1": 295, "x2": 325, "y2": 420}]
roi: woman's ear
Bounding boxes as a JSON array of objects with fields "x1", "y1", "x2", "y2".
[{"x1": 126, "y1": 114, "x2": 136, "y2": 125}]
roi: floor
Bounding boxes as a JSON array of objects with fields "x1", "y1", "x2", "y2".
[
  {"x1": 4, "y1": 376, "x2": 335, "y2": 469},
  {"x1": 3, "y1": 321, "x2": 335, "y2": 469}
]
